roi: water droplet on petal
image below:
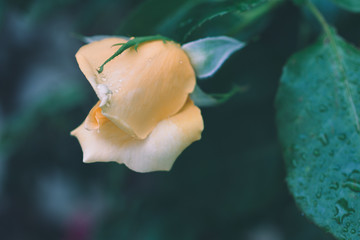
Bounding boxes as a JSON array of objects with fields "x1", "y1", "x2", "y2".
[{"x1": 97, "y1": 84, "x2": 112, "y2": 107}]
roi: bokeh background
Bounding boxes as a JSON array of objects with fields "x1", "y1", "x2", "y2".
[{"x1": 1, "y1": 0, "x2": 359, "y2": 239}]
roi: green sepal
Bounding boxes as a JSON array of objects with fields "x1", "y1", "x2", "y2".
[
  {"x1": 191, "y1": 85, "x2": 247, "y2": 107},
  {"x1": 97, "y1": 35, "x2": 173, "y2": 73}
]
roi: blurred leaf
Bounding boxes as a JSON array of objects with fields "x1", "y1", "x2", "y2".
[
  {"x1": 292, "y1": 0, "x2": 306, "y2": 5},
  {"x1": 0, "y1": 84, "x2": 87, "y2": 155},
  {"x1": 276, "y1": 30, "x2": 360, "y2": 240},
  {"x1": 329, "y1": 0, "x2": 360, "y2": 12},
  {"x1": 116, "y1": 0, "x2": 198, "y2": 38},
  {"x1": 178, "y1": 0, "x2": 275, "y2": 42},
  {"x1": 74, "y1": 35, "x2": 130, "y2": 44},
  {"x1": 117, "y1": 0, "x2": 278, "y2": 42},
  {"x1": 182, "y1": 36, "x2": 245, "y2": 79}
]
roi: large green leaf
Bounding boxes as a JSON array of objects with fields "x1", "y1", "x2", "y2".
[
  {"x1": 330, "y1": 0, "x2": 360, "y2": 12},
  {"x1": 276, "y1": 30, "x2": 360, "y2": 240}
]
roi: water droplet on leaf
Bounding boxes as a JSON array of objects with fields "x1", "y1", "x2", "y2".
[
  {"x1": 319, "y1": 104, "x2": 328, "y2": 112},
  {"x1": 338, "y1": 133, "x2": 347, "y2": 141},
  {"x1": 333, "y1": 198, "x2": 355, "y2": 224},
  {"x1": 313, "y1": 149, "x2": 320, "y2": 157},
  {"x1": 343, "y1": 170, "x2": 360, "y2": 192},
  {"x1": 319, "y1": 133, "x2": 329, "y2": 146},
  {"x1": 316, "y1": 190, "x2": 322, "y2": 199},
  {"x1": 330, "y1": 182, "x2": 339, "y2": 190}
]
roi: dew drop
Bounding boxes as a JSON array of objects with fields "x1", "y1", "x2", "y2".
[
  {"x1": 319, "y1": 173, "x2": 325, "y2": 182},
  {"x1": 330, "y1": 182, "x2": 339, "y2": 190},
  {"x1": 343, "y1": 171, "x2": 360, "y2": 192},
  {"x1": 313, "y1": 149, "x2": 320, "y2": 157},
  {"x1": 351, "y1": 229, "x2": 356, "y2": 234},
  {"x1": 316, "y1": 190, "x2": 322, "y2": 199},
  {"x1": 179, "y1": 60, "x2": 183, "y2": 64},
  {"x1": 319, "y1": 133, "x2": 329, "y2": 146},
  {"x1": 333, "y1": 198, "x2": 355, "y2": 224},
  {"x1": 343, "y1": 180, "x2": 360, "y2": 192},
  {"x1": 338, "y1": 133, "x2": 347, "y2": 141},
  {"x1": 319, "y1": 104, "x2": 328, "y2": 112}
]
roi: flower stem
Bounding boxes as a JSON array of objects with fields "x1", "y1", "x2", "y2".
[{"x1": 306, "y1": 0, "x2": 331, "y2": 36}]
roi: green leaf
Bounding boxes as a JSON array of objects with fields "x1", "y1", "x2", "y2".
[
  {"x1": 330, "y1": 0, "x2": 360, "y2": 12},
  {"x1": 276, "y1": 30, "x2": 360, "y2": 240}
]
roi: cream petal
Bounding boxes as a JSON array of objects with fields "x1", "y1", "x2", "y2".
[
  {"x1": 71, "y1": 99, "x2": 204, "y2": 173},
  {"x1": 76, "y1": 38, "x2": 196, "y2": 139}
]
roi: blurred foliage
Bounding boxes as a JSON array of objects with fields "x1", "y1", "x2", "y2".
[{"x1": 2, "y1": 0, "x2": 360, "y2": 239}]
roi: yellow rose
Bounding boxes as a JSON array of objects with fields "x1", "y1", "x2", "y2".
[{"x1": 71, "y1": 37, "x2": 204, "y2": 173}]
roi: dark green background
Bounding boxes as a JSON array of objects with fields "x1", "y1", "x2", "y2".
[{"x1": 2, "y1": 0, "x2": 359, "y2": 239}]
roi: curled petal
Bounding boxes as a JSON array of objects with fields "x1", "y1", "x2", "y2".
[
  {"x1": 76, "y1": 38, "x2": 196, "y2": 139},
  {"x1": 71, "y1": 99, "x2": 204, "y2": 173}
]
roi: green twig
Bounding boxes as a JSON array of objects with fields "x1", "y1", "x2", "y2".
[
  {"x1": 306, "y1": 0, "x2": 332, "y2": 37},
  {"x1": 97, "y1": 35, "x2": 173, "y2": 73},
  {"x1": 210, "y1": 85, "x2": 248, "y2": 104}
]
